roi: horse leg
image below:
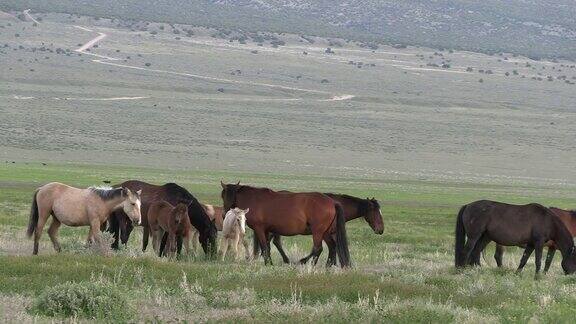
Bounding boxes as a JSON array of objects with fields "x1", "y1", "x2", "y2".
[
  {"x1": 534, "y1": 240, "x2": 545, "y2": 279},
  {"x1": 324, "y1": 235, "x2": 337, "y2": 267},
  {"x1": 232, "y1": 234, "x2": 240, "y2": 261},
  {"x1": 272, "y1": 235, "x2": 291, "y2": 264},
  {"x1": 300, "y1": 234, "x2": 323, "y2": 266},
  {"x1": 168, "y1": 233, "x2": 177, "y2": 258},
  {"x1": 47, "y1": 217, "x2": 62, "y2": 253},
  {"x1": 142, "y1": 225, "x2": 150, "y2": 252},
  {"x1": 494, "y1": 244, "x2": 504, "y2": 267},
  {"x1": 469, "y1": 234, "x2": 491, "y2": 266},
  {"x1": 254, "y1": 229, "x2": 272, "y2": 265},
  {"x1": 183, "y1": 233, "x2": 191, "y2": 256},
  {"x1": 544, "y1": 247, "x2": 556, "y2": 274},
  {"x1": 242, "y1": 234, "x2": 251, "y2": 260},
  {"x1": 516, "y1": 244, "x2": 535, "y2": 274},
  {"x1": 151, "y1": 229, "x2": 159, "y2": 254},
  {"x1": 33, "y1": 206, "x2": 51, "y2": 255},
  {"x1": 220, "y1": 238, "x2": 229, "y2": 261},
  {"x1": 462, "y1": 231, "x2": 482, "y2": 266},
  {"x1": 191, "y1": 228, "x2": 199, "y2": 255},
  {"x1": 108, "y1": 212, "x2": 120, "y2": 250},
  {"x1": 152, "y1": 228, "x2": 164, "y2": 257}
]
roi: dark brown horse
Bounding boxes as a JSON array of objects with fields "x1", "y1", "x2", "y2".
[
  {"x1": 107, "y1": 180, "x2": 217, "y2": 257},
  {"x1": 455, "y1": 200, "x2": 576, "y2": 277},
  {"x1": 220, "y1": 182, "x2": 351, "y2": 267},
  {"x1": 148, "y1": 201, "x2": 192, "y2": 257},
  {"x1": 491, "y1": 207, "x2": 576, "y2": 273},
  {"x1": 254, "y1": 194, "x2": 384, "y2": 265}
]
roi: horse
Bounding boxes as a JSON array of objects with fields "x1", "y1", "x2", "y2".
[
  {"x1": 27, "y1": 183, "x2": 141, "y2": 255},
  {"x1": 490, "y1": 207, "x2": 576, "y2": 273},
  {"x1": 219, "y1": 207, "x2": 250, "y2": 261},
  {"x1": 254, "y1": 194, "x2": 384, "y2": 265},
  {"x1": 220, "y1": 182, "x2": 351, "y2": 268},
  {"x1": 189, "y1": 203, "x2": 224, "y2": 254},
  {"x1": 107, "y1": 180, "x2": 217, "y2": 258},
  {"x1": 454, "y1": 200, "x2": 576, "y2": 277},
  {"x1": 148, "y1": 201, "x2": 191, "y2": 257}
]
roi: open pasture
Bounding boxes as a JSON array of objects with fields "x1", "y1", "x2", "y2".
[
  {"x1": 1, "y1": 12, "x2": 576, "y2": 184},
  {"x1": 1, "y1": 163, "x2": 576, "y2": 322}
]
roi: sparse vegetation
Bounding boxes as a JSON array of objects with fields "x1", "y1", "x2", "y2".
[{"x1": 29, "y1": 281, "x2": 132, "y2": 320}]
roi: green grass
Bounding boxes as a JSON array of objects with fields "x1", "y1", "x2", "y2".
[{"x1": 1, "y1": 162, "x2": 576, "y2": 322}]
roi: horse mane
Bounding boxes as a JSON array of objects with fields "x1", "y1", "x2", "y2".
[
  {"x1": 89, "y1": 186, "x2": 123, "y2": 201},
  {"x1": 324, "y1": 193, "x2": 372, "y2": 215},
  {"x1": 233, "y1": 184, "x2": 275, "y2": 194},
  {"x1": 222, "y1": 209, "x2": 238, "y2": 236},
  {"x1": 162, "y1": 183, "x2": 214, "y2": 230}
]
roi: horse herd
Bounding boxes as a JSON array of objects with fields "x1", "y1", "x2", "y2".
[
  {"x1": 26, "y1": 180, "x2": 576, "y2": 277},
  {"x1": 27, "y1": 180, "x2": 383, "y2": 268}
]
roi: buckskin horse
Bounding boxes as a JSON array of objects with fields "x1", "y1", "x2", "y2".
[
  {"x1": 220, "y1": 182, "x2": 351, "y2": 268},
  {"x1": 489, "y1": 207, "x2": 576, "y2": 273},
  {"x1": 107, "y1": 180, "x2": 217, "y2": 257},
  {"x1": 254, "y1": 194, "x2": 384, "y2": 265},
  {"x1": 455, "y1": 200, "x2": 576, "y2": 277},
  {"x1": 28, "y1": 183, "x2": 142, "y2": 255}
]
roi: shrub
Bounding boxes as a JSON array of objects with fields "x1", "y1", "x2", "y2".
[{"x1": 29, "y1": 282, "x2": 133, "y2": 320}]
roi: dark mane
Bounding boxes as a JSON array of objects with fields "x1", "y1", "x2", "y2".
[
  {"x1": 324, "y1": 193, "x2": 372, "y2": 216},
  {"x1": 90, "y1": 186, "x2": 122, "y2": 201},
  {"x1": 162, "y1": 183, "x2": 213, "y2": 229}
]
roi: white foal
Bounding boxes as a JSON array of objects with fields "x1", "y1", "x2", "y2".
[{"x1": 220, "y1": 207, "x2": 250, "y2": 261}]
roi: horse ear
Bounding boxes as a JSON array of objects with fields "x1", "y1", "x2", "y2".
[
  {"x1": 136, "y1": 189, "x2": 142, "y2": 197},
  {"x1": 121, "y1": 187, "x2": 129, "y2": 197},
  {"x1": 244, "y1": 208, "x2": 249, "y2": 214},
  {"x1": 220, "y1": 181, "x2": 225, "y2": 189}
]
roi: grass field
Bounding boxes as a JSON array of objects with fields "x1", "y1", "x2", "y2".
[
  {"x1": 2, "y1": 9, "x2": 576, "y2": 323},
  {"x1": 1, "y1": 162, "x2": 576, "y2": 322}
]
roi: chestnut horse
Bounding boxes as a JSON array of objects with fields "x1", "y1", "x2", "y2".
[
  {"x1": 148, "y1": 201, "x2": 191, "y2": 257},
  {"x1": 255, "y1": 194, "x2": 384, "y2": 265},
  {"x1": 491, "y1": 207, "x2": 576, "y2": 273},
  {"x1": 107, "y1": 180, "x2": 217, "y2": 257},
  {"x1": 28, "y1": 183, "x2": 141, "y2": 255},
  {"x1": 220, "y1": 182, "x2": 351, "y2": 267},
  {"x1": 455, "y1": 200, "x2": 576, "y2": 277}
]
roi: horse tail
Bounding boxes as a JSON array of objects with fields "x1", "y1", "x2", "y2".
[
  {"x1": 455, "y1": 205, "x2": 467, "y2": 267},
  {"x1": 27, "y1": 190, "x2": 39, "y2": 238},
  {"x1": 252, "y1": 234, "x2": 261, "y2": 259},
  {"x1": 334, "y1": 203, "x2": 351, "y2": 268}
]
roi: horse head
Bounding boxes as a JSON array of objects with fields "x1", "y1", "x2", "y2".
[
  {"x1": 194, "y1": 200, "x2": 218, "y2": 258},
  {"x1": 365, "y1": 198, "x2": 384, "y2": 235},
  {"x1": 220, "y1": 181, "x2": 241, "y2": 213},
  {"x1": 235, "y1": 207, "x2": 249, "y2": 234},
  {"x1": 173, "y1": 203, "x2": 188, "y2": 226},
  {"x1": 121, "y1": 188, "x2": 142, "y2": 226},
  {"x1": 562, "y1": 246, "x2": 576, "y2": 275}
]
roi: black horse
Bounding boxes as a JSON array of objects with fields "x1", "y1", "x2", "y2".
[
  {"x1": 107, "y1": 180, "x2": 217, "y2": 257},
  {"x1": 455, "y1": 200, "x2": 576, "y2": 277}
]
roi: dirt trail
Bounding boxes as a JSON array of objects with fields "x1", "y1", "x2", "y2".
[
  {"x1": 23, "y1": 9, "x2": 40, "y2": 25},
  {"x1": 73, "y1": 26, "x2": 355, "y2": 101}
]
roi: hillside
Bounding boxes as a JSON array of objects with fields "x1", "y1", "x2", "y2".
[{"x1": 1, "y1": 0, "x2": 575, "y2": 60}]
